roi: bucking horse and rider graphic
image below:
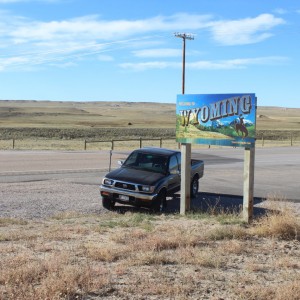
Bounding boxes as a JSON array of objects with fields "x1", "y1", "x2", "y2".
[{"x1": 233, "y1": 115, "x2": 248, "y2": 138}]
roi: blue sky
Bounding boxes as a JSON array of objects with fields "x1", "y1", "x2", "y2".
[{"x1": 0, "y1": 0, "x2": 299, "y2": 107}]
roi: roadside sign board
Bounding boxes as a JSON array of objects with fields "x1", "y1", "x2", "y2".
[{"x1": 176, "y1": 93, "x2": 257, "y2": 148}]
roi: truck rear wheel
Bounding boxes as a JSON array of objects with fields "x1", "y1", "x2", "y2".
[
  {"x1": 152, "y1": 190, "x2": 167, "y2": 213},
  {"x1": 191, "y1": 176, "x2": 199, "y2": 198},
  {"x1": 102, "y1": 197, "x2": 115, "y2": 210}
]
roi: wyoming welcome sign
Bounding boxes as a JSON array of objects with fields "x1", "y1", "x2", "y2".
[{"x1": 176, "y1": 93, "x2": 257, "y2": 148}]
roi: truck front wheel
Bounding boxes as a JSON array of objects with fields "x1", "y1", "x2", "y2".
[
  {"x1": 102, "y1": 197, "x2": 115, "y2": 210},
  {"x1": 191, "y1": 176, "x2": 199, "y2": 198},
  {"x1": 152, "y1": 190, "x2": 167, "y2": 213}
]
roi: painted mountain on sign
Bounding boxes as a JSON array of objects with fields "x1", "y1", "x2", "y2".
[
  {"x1": 229, "y1": 118, "x2": 254, "y2": 127},
  {"x1": 211, "y1": 118, "x2": 253, "y2": 129}
]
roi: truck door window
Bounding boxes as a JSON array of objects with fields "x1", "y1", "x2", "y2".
[
  {"x1": 123, "y1": 151, "x2": 138, "y2": 167},
  {"x1": 169, "y1": 155, "x2": 179, "y2": 173}
]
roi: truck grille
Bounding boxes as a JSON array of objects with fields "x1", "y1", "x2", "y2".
[{"x1": 115, "y1": 181, "x2": 136, "y2": 191}]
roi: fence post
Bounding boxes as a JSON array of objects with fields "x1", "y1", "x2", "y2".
[
  {"x1": 12, "y1": 139, "x2": 15, "y2": 149},
  {"x1": 111, "y1": 140, "x2": 114, "y2": 150},
  {"x1": 109, "y1": 150, "x2": 112, "y2": 172},
  {"x1": 140, "y1": 137, "x2": 142, "y2": 148},
  {"x1": 262, "y1": 134, "x2": 264, "y2": 147},
  {"x1": 84, "y1": 140, "x2": 87, "y2": 150},
  {"x1": 160, "y1": 138, "x2": 162, "y2": 148}
]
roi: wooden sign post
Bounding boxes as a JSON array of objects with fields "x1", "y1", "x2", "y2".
[
  {"x1": 243, "y1": 147, "x2": 255, "y2": 222},
  {"x1": 180, "y1": 143, "x2": 191, "y2": 214}
]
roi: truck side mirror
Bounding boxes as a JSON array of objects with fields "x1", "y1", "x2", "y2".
[
  {"x1": 170, "y1": 169, "x2": 180, "y2": 175},
  {"x1": 118, "y1": 160, "x2": 124, "y2": 166}
]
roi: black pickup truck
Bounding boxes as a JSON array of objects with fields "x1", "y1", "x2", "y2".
[{"x1": 100, "y1": 147, "x2": 204, "y2": 212}]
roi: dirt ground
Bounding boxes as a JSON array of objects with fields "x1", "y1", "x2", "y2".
[{"x1": 0, "y1": 205, "x2": 300, "y2": 300}]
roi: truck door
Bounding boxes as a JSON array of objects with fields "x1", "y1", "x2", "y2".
[{"x1": 167, "y1": 154, "x2": 181, "y2": 194}]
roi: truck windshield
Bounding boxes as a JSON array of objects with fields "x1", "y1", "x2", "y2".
[{"x1": 123, "y1": 152, "x2": 168, "y2": 173}]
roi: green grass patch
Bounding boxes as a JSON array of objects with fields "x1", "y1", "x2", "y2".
[
  {"x1": 99, "y1": 213, "x2": 157, "y2": 231},
  {"x1": 0, "y1": 218, "x2": 28, "y2": 227}
]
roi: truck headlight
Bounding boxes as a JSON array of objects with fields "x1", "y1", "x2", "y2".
[
  {"x1": 103, "y1": 178, "x2": 114, "y2": 186},
  {"x1": 140, "y1": 185, "x2": 155, "y2": 193}
]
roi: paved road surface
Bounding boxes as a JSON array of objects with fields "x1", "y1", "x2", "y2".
[{"x1": 0, "y1": 147, "x2": 299, "y2": 201}]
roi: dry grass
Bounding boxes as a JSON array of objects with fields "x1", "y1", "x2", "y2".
[
  {"x1": 0, "y1": 100, "x2": 176, "y2": 132},
  {"x1": 1, "y1": 101, "x2": 300, "y2": 150},
  {"x1": 0, "y1": 200, "x2": 300, "y2": 299},
  {"x1": 257, "y1": 106, "x2": 300, "y2": 131},
  {"x1": 251, "y1": 202, "x2": 300, "y2": 240},
  {"x1": 0, "y1": 251, "x2": 110, "y2": 299},
  {"x1": 240, "y1": 280, "x2": 300, "y2": 300},
  {"x1": 0, "y1": 218, "x2": 28, "y2": 227},
  {"x1": 253, "y1": 212, "x2": 299, "y2": 240},
  {"x1": 1, "y1": 101, "x2": 299, "y2": 131}
]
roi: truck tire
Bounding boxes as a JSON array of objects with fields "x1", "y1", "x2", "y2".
[
  {"x1": 191, "y1": 176, "x2": 199, "y2": 198},
  {"x1": 152, "y1": 190, "x2": 167, "y2": 213},
  {"x1": 102, "y1": 197, "x2": 115, "y2": 210}
]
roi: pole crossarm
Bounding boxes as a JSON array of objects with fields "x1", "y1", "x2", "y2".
[{"x1": 174, "y1": 32, "x2": 195, "y2": 40}]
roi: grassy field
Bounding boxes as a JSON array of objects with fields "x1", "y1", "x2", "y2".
[
  {"x1": 0, "y1": 100, "x2": 175, "y2": 130},
  {"x1": 0, "y1": 198, "x2": 299, "y2": 299},
  {"x1": 257, "y1": 106, "x2": 300, "y2": 131},
  {"x1": 0, "y1": 100, "x2": 299, "y2": 149}
]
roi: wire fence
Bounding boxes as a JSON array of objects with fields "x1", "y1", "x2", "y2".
[
  {"x1": 257, "y1": 133, "x2": 300, "y2": 147},
  {"x1": 0, "y1": 137, "x2": 178, "y2": 151},
  {"x1": 0, "y1": 133, "x2": 299, "y2": 151}
]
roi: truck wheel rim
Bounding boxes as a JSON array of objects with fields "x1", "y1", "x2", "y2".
[{"x1": 192, "y1": 180, "x2": 198, "y2": 195}]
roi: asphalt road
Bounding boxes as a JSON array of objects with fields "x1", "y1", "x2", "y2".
[{"x1": 0, "y1": 147, "x2": 299, "y2": 201}]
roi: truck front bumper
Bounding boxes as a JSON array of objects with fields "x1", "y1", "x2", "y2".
[{"x1": 100, "y1": 185, "x2": 157, "y2": 204}]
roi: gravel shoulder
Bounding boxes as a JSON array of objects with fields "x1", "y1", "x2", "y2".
[
  {"x1": 1, "y1": 178, "x2": 300, "y2": 220},
  {"x1": 0, "y1": 179, "x2": 104, "y2": 219},
  {"x1": 1, "y1": 147, "x2": 299, "y2": 220}
]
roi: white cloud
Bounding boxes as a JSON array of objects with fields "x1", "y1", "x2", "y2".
[
  {"x1": 273, "y1": 8, "x2": 288, "y2": 15},
  {"x1": 0, "y1": 12, "x2": 287, "y2": 71},
  {"x1": 0, "y1": 0, "x2": 24, "y2": 2},
  {"x1": 0, "y1": 12, "x2": 213, "y2": 71},
  {"x1": 2, "y1": 12, "x2": 284, "y2": 50},
  {"x1": 120, "y1": 61, "x2": 175, "y2": 71},
  {"x1": 49, "y1": 61, "x2": 77, "y2": 68},
  {"x1": 210, "y1": 14, "x2": 285, "y2": 45},
  {"x1": 0, "y1": 0, "x2": 60, "y2": 3},
  {"x1": 7, "y1": 14, "x2": 211, "y2": 43},
  {"x1": 190, "y1": 56, "x2": 288, "y2": 69},
  {"x1": 119, "y1": 56, "x2": 288, "y2": 71},
  {"x1": 133, "y1": 48, "x2": 181, "y2": 58},
  {"x1": 0, "y1": 55, "x2": 29, "y2": 70}
]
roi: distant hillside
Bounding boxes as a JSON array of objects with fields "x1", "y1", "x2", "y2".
[{"x1": 0, "y1": 100, "x2": 299, "y2": 139}]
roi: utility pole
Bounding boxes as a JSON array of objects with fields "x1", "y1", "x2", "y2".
[
  {"x1": 174, "y1": 33, "x2": 194, "y2": 94},
  {"x1": 174, "y1": 32, "x2": 194, "y2": 214}
]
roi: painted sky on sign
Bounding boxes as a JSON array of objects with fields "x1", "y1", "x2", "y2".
[{"x1": 0, "y1": 0, "x2": 299, "y2": 107}]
